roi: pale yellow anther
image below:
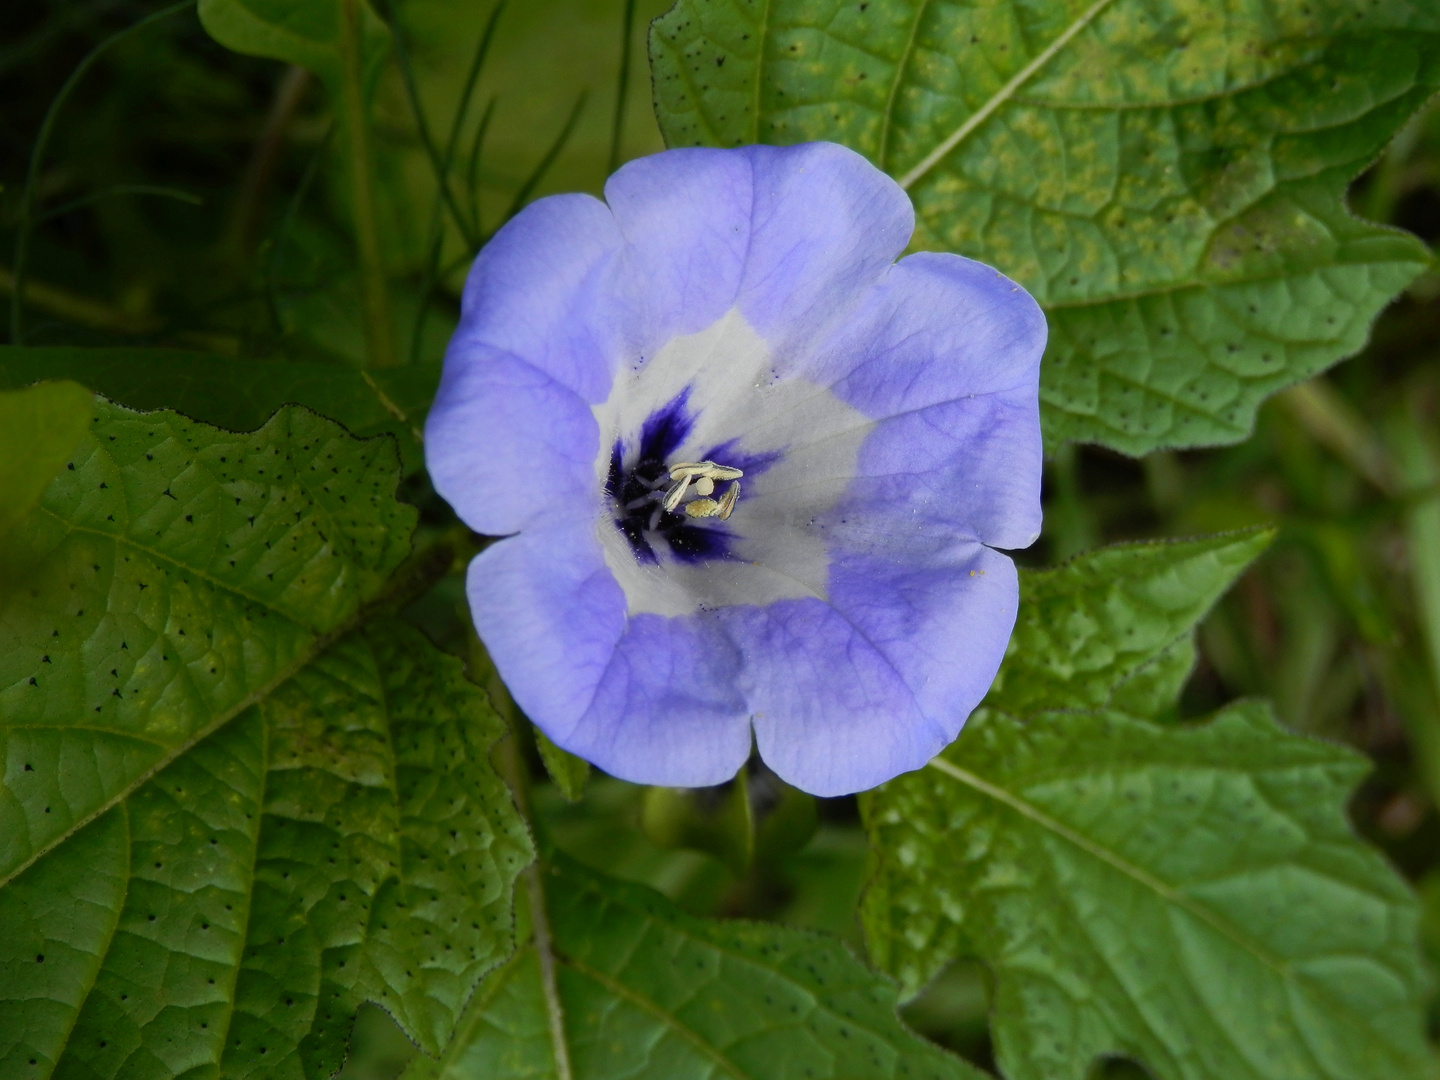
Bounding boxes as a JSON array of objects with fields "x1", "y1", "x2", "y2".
[
  {"x1": 664, "y1": 461, "x2": 743, "y2": 520},
  {"x1": 669, "y1": 460, "x2": 743, "y2": 483},
  {"x1": 715, "y1": 480, "x2": 739, "y2": 520},
  {"x1": 684, "y1": 497, "x2": 721, "y2": 518},
  {"x1": 662, "y1": 475, "x2": 692, "y2": 512}
]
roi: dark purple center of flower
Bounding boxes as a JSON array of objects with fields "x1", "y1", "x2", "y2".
[{"x1": 605, "y1": 389, "x2": 778, "y2": 566}]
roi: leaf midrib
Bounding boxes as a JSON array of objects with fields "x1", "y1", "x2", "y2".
[
  {"x1": 561, "y1": 952, "x2": 750, "y2": 1080},
  {"x1": 927, "y1": 754, "x2": 1289, "y2": 972},
  {"x1": 926, "y1": 752, "x2": 1415, "y2": 1063},
  {"x1": 0, "y1": 608, "x2": 350, "y2": 891},
  {"x1": 896, "y1": 0, "x2": 1123, "y2": 190},
  {"x1": 876, "y1": 0, "x2": 930, "y2": 171},
  {"x1": 34, "y1": 507, "x2": 354, "y2": 633}
]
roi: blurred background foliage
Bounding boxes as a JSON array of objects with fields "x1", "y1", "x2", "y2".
[{"x1": 2, "y1": 0, "x2": 1439, "y2": 1076}]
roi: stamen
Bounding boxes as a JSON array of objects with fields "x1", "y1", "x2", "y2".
[
  {"x1": 670, "y1": 460, "x2": 743, "y2": 482},
  {"x1": 661, "y1": 475, "x2": 692, "y2": 512},
  {"x1": 620, "y1": 456, "x2": 745, "y2": 537},
  {"x1": 716, "y1": 481, "x2": 738, "y2": 520},
  {"x1": 683, "y1": 498, "x2": 720, "y2": 518},
  {"x1": 684, "y1": 480, "x2": 740, "y2": 520}
]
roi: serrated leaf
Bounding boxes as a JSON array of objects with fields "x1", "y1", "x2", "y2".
[
  {"x1": 405, "y1": 850, "x2": 985, "y2": 1080},
  {"x1": 650, "y1": 0, "x2": 1440, "y2": 455},
  {"x1": 0, "y1": 346, "x2": 438, "y2": 472},
  {"x1": 0, "y1": 382, "x2": 92, "y2": 542},
  {"x1": 862, "y1": 532, "x2": 1429, "y2": 1079},
  {"x1": 862, "y1": 702, "x2": 1430, "y2": 1080},
  {"x1": 988, "y1": 530, "x2": 1273, "y2": 719},
  {"x1": 0, "y1": 400, "x2": 531, "y2": 1078}
]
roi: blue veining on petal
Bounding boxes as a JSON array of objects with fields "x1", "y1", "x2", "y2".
[
  {"x1": 607, "y1": 386, "x2": 751, "y2": 567},
  {"x1": 699, "y1": 438, "x2": 782, "y2": 478},
  {"x1": 667, "y1": 525, "x2": 736, "y2": 564},
  {"x1": 638, "y1": 387, "x2": 694, "y2": 464},
  {"x1": 607, "y1": 438, "x2": 624, "y2": 499}
]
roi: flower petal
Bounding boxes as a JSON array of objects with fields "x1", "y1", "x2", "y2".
[
  {"x1": 603, "y1": 142, "x2": 914, "y2": 355},
  {"x1": 472, "y1": 523, "x2": 753, "y2": 788},
  {"x1": 737, "y1": 544, "x2": 1018, "y2": 796},
  {"x1": 450, "y1": 193, "x2": 625, "y2": 402},
  {"x1": 427, "y1": 347, "x2": 599, "y2": 535},
  {"x1": 467, "y1": 521, "x2": 626, "y2": 738},
  {"x1": 801, "y1": 252, "x2": 1046, "y2": 550},
  {"x1": 559, "y1": 613, "x2": 752, "y2": 788}
]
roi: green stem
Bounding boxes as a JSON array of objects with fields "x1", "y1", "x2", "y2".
[
  {"x1": 339, "y1": 0, "x2": 399, "y2": 369},
  {"x1": 607, "y1": 0, "x2": 637, "y2": 175},
  {"x1": 492, "y1": 706, "x2": 574, "y2": 1080},
  {"x1": 9, "y1": 0, "x2": 193, "y2": 345},
  {"x1": 1389, "y1": 406, "x2": 1440, "y2": 805},
  {"x1": 1047, "y1": 443, "x2": 1096, "y2": 562}
]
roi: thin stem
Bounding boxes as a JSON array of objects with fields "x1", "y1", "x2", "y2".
[
  {"x1": 607, "y1": 0, "x2": 637, "y2": 175},
  {"x1": 36, "y1": 184, "x2": 202, "y2": 225},
  {"x1": 447, "y1": 2, "x2": 507, "y2": 174},
  {"x1": 0, "y1": 263, "x2": 161, "y2": 334},
  {"x1": 496, "y1": 91, "x2": 589, "y2": 234},
  {"x1": 229, "y1": 64, "x2": 312, "y2": 256},
  {"x1": 466, "y1": 97, "x2": 499, "y2": 238},
  {"x1": 407, "y1": 2, "x2": 507, "y2": 365},
  {"x1": 339, "y1": 0, "x2": 399, "y2": 368},
  {"x1": 376, "y1": 0, "x2": 480, "y2": 250},
  {"x1": 10, "y1": 0, "x2": 194, "y2": 345},
  {"x1": 266, "y1": 124, "x2": 334, "y2": 334},
  {"x1": 525, "y1": 854, "x2": 575, "y2": 1080},
  {"x1": 1280, "y1": 381, "x2": 1396, "y2": 494},
  {"x1": 493, "y1": 721, "x2": 574, "y2": 1080},
  {"x1": 1388, "y1": 404, "x2": 1440, "y2": 806}
]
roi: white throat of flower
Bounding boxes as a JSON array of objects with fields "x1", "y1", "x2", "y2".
[{"x1": 592, "y1": 308, "x2": 872, "y2": 618}]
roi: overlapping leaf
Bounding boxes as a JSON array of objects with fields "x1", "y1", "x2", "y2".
[
  {"x1": 0, "y1": 382, "x2": 92, "y2": 542},
  {"x1": 0, "y1": 347, "x2": 438, "y2": 472},
  {"x1": 404, "y1": 850, "x2": 985, "y2": 1080},
  {"x1": 651, "y1": 0, "x2": 1440, "y2": 455},
  {"x1": 861, "y1": 535, "x2": 1431, "y2": 1080},
  {"x1": 989, "y1": 529, "x2": 1273, "y2": 719},
  {"x1": 0, "y1": 401, "x2": 530, "y2": 1079}
]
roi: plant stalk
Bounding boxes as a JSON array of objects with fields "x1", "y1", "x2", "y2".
[{"x1": 338, "y1": 0, "x2": 399, "y2": 368}]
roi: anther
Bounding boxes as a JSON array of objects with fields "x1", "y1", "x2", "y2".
[
  {"x1": 662, "y1": 475, "x2": 692, "y2": 512},
  {"x1": 684, "y1": 480, "x2": 740, "y2": 520},
  {"x1": 669, "y1": 461, "x2": 743, "y2": 483}
]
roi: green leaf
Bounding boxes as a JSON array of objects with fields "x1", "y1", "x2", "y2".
[
  {"x1": 0, "y1": 382, "x2": 92, "y2": 542},
  {"x1": 0, "y1": 400, "x2": 531, "y2": 1077},
  {"x1": 0, "y1": 346, "x2": 439, "y2": 471},
  {"x1": 198, "y1": 0, "x2": 389, "y2": 102},
  {"x1": 535, "y1": 728, "x2": 591, "y2": 803},
  {"x1": 650, "y1": 0, "x2": 1440, "y2": 455},
  {"x1": 863, "y1": 703, "x2": 1431, "y2": 1080},
  {"x1": 860, "y1": 533, "x2": 1431, "y2": 1079},
  {"x1": 988, "y1": 529, "x2": 1273, "y2": 720},
  {"x1": 404, "y1": 850, "x2": 986, "y2": 1080}
]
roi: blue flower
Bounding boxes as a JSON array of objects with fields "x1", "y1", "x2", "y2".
[{"x1": 426, "y1": 143, "x2": 1044, "y2": 796}]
